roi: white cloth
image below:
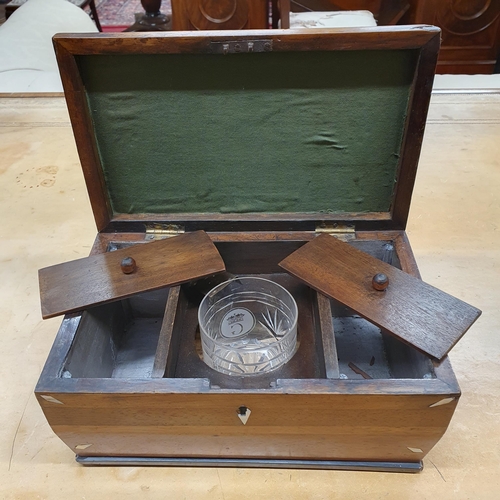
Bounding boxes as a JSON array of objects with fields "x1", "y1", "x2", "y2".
[
  {"x1": 0, "y1": 0, "x2": 98, "y2": 93},
  {"x1": 288, "y1": 10, "x2": 377, "y2": 29}
]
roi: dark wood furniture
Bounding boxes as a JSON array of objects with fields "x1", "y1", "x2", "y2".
[
  {"x1": 279, "y1": 0, "x2": 500, "y2": 73},
  {"x1": 171, "y1": 0, "x2": 269, "y2": 30},
  {"x1": 279, "y1": 0, "x2": 410, "y2": 28},
  {"x1": 169, "y1": 0, "x2": 409, "y2": 31},
  {"x1": 127, "y1": 0, "x2": 500, "y2": 73},
  {"x1": 35, "y1": 27, "x2": 480, "y2": 471},
  {"x1": 125, "y1": 0, "x2": 171, "y2": 32},
  {"x1": 5, "y1": 0, "x2": 102, "y2": 31},
  {"x1": 402, "y1": 0, "x2": 500, "y2": 74}
]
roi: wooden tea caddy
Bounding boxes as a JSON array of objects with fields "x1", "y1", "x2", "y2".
[{"x1": 36, "y1": 27, "x2": 481, "y2": 472}]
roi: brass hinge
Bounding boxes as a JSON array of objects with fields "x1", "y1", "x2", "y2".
[
  {"x1": 145, "y1": 223, "x2": 185, "y2": 240},
  {"x1": 315, "y1": 223, "x2": 355, "y2": 242}
]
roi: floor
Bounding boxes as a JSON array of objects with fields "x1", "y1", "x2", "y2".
[{"x1": 0, "y1": 92, "x2": 499, "y2": 498}]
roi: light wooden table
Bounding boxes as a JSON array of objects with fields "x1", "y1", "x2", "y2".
[{"x1": 0, "y1": 93, "x2": 499, "y2": 499}]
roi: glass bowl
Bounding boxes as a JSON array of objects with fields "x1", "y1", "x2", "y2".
[{"x1": 198, "y1": 277, "x2": 298, "y2": 376}]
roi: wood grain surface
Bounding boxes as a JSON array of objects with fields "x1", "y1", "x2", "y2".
[
  {"x1": 36, "y1": 389, "x2": 458, "y2": 461},
  {"x1": 279, "y1": 234, "x2": 481, "y2": 360},
  {"x1": 316, "y1": 292, "x2": 340, "y2": 379},
  {"x1": 53, "y1": 27, "x2": 439, "y2": 55},
  {"x1": 171, "y1": 0, "x2": 268, "y2": 30},
  {"x1": 405, "y1": 0, "x2": 500, "y2": 74},
  {"x1": 39, "y1": 231, "x2": 225, "y2": 319}
]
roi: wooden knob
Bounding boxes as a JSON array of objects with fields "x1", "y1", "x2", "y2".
[
  {"x1": 120, "y1": 257, "x2": 137, "y2": 274},
  {"x1": 372, "y1": 273, "x2": 389, "y2": 291}
]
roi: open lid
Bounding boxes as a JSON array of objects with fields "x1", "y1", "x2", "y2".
[
  {"x1": 39, "y1": 231, "x2": 225, "y2": 319},
  {"x1": 54, "y1": 27, "x2": 440, "y2": 233},
  {"x1": 279, "y1": 234, "x2": 481, "y2": 360}
]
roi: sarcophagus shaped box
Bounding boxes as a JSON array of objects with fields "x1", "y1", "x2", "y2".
[{"x1": 36, "y1": 27, "x2": 480, "y2": 472}]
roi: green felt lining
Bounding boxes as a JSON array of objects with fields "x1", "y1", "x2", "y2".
[{"x1": 78, "y1": 49, "x2": 416, "y2": 216}]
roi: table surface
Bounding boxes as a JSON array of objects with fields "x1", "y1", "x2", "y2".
[{"x1": 0, "y1": 93, "x2": 499, "y2": 499}]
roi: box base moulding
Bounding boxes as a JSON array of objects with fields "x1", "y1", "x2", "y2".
[{"x1": 75, "y1": 455, "x2": 423, "y2": 473}]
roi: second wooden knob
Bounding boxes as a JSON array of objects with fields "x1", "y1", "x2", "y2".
[
  {"x1": 121, "y1": 257, "x2": 137, "y2": 274},
  {"x1": 372, "y1": 273, "x2": 389, "y2": 291}
]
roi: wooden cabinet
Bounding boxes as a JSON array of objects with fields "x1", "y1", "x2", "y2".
[
  {"x1": 281, "y1": 0, "x2": 500, "y2": 73},
  {"x1": 171, "y1": 0, "x2": 269, "y2": 30},
  {"x1": 403, "y1": 0, "x2": 500, "y2": 73},
  {"x1": 166, "y1": 1, "x2": 500, "y2": 72}
]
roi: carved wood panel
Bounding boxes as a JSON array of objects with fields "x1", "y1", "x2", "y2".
[
  {"x1": 406, "y1": 0, "x2": 500, "y2": 73},
  {"x1": 171, "y1": 0, "x2": 269, "y2": 30}
]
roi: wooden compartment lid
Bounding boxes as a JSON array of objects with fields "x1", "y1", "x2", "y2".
[
  {"x1": 279, "y1": 234, "x2": 481, "y2": 360},
  {"x1": 39, "y1": 231, "x2": 225, "y2": 319},
  {"x1": 54, "y1": 27, "x2": 440, "y2": 233}
]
